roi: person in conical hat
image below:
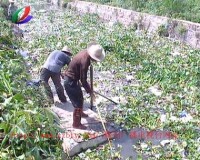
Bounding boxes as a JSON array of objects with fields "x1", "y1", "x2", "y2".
[
  {"x1": 64, "y1": 42, "x2": 105, "y2": 130},
  {"x1": 40, "y1": 46, "x2": 72, "y2": 104}
]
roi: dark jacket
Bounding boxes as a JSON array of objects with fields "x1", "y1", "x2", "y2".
[{"x1": 65, "y1": 49, "x2": 91, "y2": 93}]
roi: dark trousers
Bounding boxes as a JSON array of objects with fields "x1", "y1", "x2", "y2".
[
  {"x1": 40, "y1": 68, "x2": 66, "y2": 102},
  {"x1": 64, "y1": 76, "x2": 83, "y2": 108}
]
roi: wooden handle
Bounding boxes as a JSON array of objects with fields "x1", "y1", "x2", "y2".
[
  {"x1": 94, "y1": 91, "x2": 118, "y2": 105},
  {"x1": 90, "y1": 64, "x2": 94, "y2": 109}
]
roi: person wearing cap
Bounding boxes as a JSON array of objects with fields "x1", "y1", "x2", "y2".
[
  {"x1": 40, "y1": 46, "x2": 72, "y2": 104},
  {"x1": 64, "y1": 43, "x2": 105, "y2": 129},
  {"x1": 8, "y1": 0, "x2": 18, "y2": 20}
]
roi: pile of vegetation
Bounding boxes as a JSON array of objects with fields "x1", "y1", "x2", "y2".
[
  {"x1": 0, "y1": 6, "x2": 63, "y2": 160},
  {"x1": 85, "y1": 0, "x2": 200, "y2": 23}
]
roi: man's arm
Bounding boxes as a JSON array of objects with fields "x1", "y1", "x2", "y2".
[
  {"x1": 65, "y1": 56, "x2": 71, "y2": 66},
  {"x1": 60, "y1": 55, "x2": 71, "y2": 78},
  {"x1": 80, "y1": 63, "x2": 91, "y2": 94}
]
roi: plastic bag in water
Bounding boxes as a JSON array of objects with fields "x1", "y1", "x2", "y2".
[{"x1": 26, "y1": 79, "x2": 41, "y2": 87}]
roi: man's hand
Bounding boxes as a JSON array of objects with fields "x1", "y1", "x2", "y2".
[{"x1": 60, "y1": 73, "x2": 64, "y2": 79}]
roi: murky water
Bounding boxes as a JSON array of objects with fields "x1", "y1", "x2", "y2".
[
  {"x1": 112, "y1": 131, "x2": 138, "y2": 159},
  {"x1": 112, "y1": 127, "x2": 177, "y2": 159}
]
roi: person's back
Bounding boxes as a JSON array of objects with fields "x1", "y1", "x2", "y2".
[
  {"x1": 43, "y1": 50, "x2": 71, "y2": 73},
  {"x1": 40, "y1": 46, "x2": 72, "y2": 104},
  {"x1": 66, "y1": 50, "x2": 89, "y2": 79}
]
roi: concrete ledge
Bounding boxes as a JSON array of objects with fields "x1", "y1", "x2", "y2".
[
  {"x1": 52, "y1": 101, "x2": 116, "y2": 158},
  {"x1": 67, "y1": 0, "x2": 200, "y2": 49},
  {"x1": 62, "y1": 134, "x2": 113, "y2": 157}
]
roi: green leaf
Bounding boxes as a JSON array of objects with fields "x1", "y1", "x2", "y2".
[
  {"x1": 0, "y1": 122, "x2": 7, "y2": 131},
  {"x1": 44, "y1": 108, "x2": 60, "y2": 124},
  {"x1": 32, "y1": 147, "x2": 41, "y2": 160},
  {"x1": 0, "y1": 134, "x2": 9, "y2": 149},
  {"x1": 12, "y1": 93, "x2": 24, "y2": 102}
]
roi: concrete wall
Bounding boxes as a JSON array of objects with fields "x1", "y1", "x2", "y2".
[{"x1": 66, "y1": 1, "x2": 200, "y2": 49}]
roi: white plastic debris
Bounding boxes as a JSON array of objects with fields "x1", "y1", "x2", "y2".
[
  {"x1": 180, "y1": 114, "x2": 193, "y2": 123},
  {"x1": 15, "y1": 49, "x2": 29, "y2": 59},
  {"x1": 182, "y1": 141, "x2": 187, "y2": 147},
  {"x1": 160, "y1": 114, "x2": 167, "y2": 123},
  {"x1": 169, "y1": 116, "x2": 178, "y2": 122},
  {"x1": 180, "y1": 110, "x2": 187, "y2": 118},
  {"x1": 56, "y1": 42, "x2": 62, "y2": 48},
  {"x1": 160, "y1": 139, "x2": 175, "y2": 147},
  {"x1": 108, "y1": 21, "x2": 115, "y2": 27},
  {"x1": 86, "y1": 149, "x2": 92, "y2": 153},
  {"x1": 20, "y1": 50, "x2": 29, "y2": 59},
  {"x1": 135, "y1": 30, "x2": 142, "y2": 37},
  {"x1": 78, "y1": 153, "x2": 86, "y2": 159},
  {"x1": 132, "y1": 83, "x2": 140, "y2": 87},
  {"x1": 160, "y1": 140, "x2": 170, "y2": 147},
  {"x1": 171, "y1": 51, "x2": 181, "y2": 56},
  {"x1": 155, "y1": 154, "x2": 160, "y2": 159},
  {"x1": 148, "y1": 85, "x2": 162, "y2": 96},
  {"x1": 37, "y1": 9, "x2": 46, "y2": 13},
  {"x1": 140, "y1": 143, "x2": 148, "y2": 149},
  {"x1": 126, "y1": 75, "x2": 133, "y2": 82},
  {"x1": 119, "y1": 95, "x2": 127, "y2": 104},
  {"x1": 169, "y1": 113, "x2": 193, "y2": 123}
]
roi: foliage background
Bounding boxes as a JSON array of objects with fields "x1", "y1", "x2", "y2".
[
  {"x1": 0, "y1": 4, "x2": 63, "y2": 159},
  {"x1": 0, "y1": 0, "x2": 200, "y2": 159},
  {"x1": 85, "y1": 0, "x2": 200, "y2": 23}
]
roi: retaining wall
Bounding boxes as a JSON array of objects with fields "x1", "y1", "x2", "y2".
[{"x1": 66, "y1": 1, "x2": 200, "y2": 49}]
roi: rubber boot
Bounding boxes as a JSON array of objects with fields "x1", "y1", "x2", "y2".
[
  {"x1": 80, "y1": 108, "x2": 88, "y2": 118},
  {"x1": 73, "y1": 108, "x2": 87, "y2": 130}
]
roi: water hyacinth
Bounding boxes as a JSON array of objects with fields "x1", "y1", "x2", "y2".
[{"x1": 2, "y1": 1, "x2": 198, "y2": 158}]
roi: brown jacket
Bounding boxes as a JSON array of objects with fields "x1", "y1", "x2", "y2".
[{"x1": 65, "y1": 49, "x2": 91, "y2": 93}]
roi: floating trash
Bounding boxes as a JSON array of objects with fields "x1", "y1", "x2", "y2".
[
  {"x1": 26, "y1": 79, "x2": 41, "y2": 87},
  {"x1": 179, "y1": 110, "x2": 187, "y2": 118},
  {"x1": 19, "y1": 50, "x2": 29, "y2": 59},
  {"x1": 15, "y1": 49, "x2": 29, "y2": 59},
  {"x1": 126, "y1": 75, "x2": 133, "y2": 82},
  {"x1": 148, "y1": 85, "x2": 162, "y2": 96},
  {"x1": 171, "y1": 51, "x2": 181, "y2": 56},
  {"x1": 160, "y1": 114, "x2": 167, "y2": 123},
  {"x1": 160, "y1": 139, "x2": 175, "y2": 147}
]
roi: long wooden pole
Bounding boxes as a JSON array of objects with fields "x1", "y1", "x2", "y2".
[
  {"x1": 90, "y1": 64, "x2": 94, "y2": 110},
  {"x1": 94, "y1": 91, "x2": 118, "y2": 105}
]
